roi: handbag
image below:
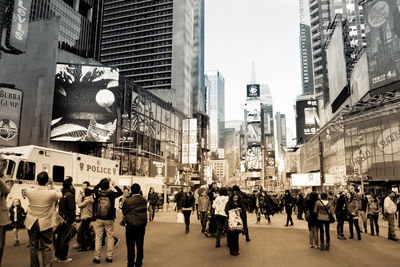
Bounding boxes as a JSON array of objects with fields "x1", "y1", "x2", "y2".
[
  {"x1": 176, "y1": 212, "x2": 184, "y2": 223},
  {"x1": 305, "y1": 210, "x2": 310, "y2": 221},
  {"x1": 228, "y1": 209, "x2": 243, "y2": 231},
  {"x1": 320, "y1": 200, "x2": 335, "y2": 224}
]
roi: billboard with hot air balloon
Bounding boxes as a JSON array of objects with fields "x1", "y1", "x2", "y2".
[{"x1": 51, "y1": 63, "x2": 120, "y2": 142}]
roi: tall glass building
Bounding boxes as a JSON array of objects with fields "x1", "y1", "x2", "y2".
[{"x1": 29, "y1": 0, "x2": 103, "y2": 59}]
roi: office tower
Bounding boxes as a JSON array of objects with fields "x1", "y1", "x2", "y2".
[
  {"x1": 205, "y1": 70, "x2": 225, "y2": 152},
  {"x1": 100, "y1": 0, "x2": 200, "y2": 116},
  {"x1": 275, "y1": 112, "x2": 287, "y2": 148},
  {"x1": 299, "y1": 0, "x2": 314, "y2": 95},
  {"x1": 309, "y1": 0, "x2": 332, "y2": 102},
  {"x1": 29, "y1": 0, "x2": 104, "y2": 59}
]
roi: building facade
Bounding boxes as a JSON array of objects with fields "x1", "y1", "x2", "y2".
[
  {"x1": 205, "y1": 70, "x2": 225, "y2": 152},
  {"x1": 275, "y1": 112, "x2": 287, "y2": 148},
  {"x1": 299, "y1": 0, "x2": 314, "y2": 95},
  {"x1": 100, "y1": 0, "x2": 201, "y2": 117}
]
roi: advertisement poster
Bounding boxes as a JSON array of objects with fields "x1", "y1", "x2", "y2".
[
  {"x1": 182, "y1": 119, "x2": 189, "y2": 164},
  {"x1": 364, "y1": 0, "x2": 400, "y2": 89},
  {"x1": 350, "y1": 52, "x2": 370, "y2": 105},
  {"x1": 246, "y1": 84, "x2": 260, "y2": 98},
  {"x1": 247, "y1": 146, "x2": 262, "y2": 171},
  {"x1": 327, "y1": 21, "x2": 347, "y2": 102},
  {"x1": 0, "y1": 87, "x2": 23, "y2": 147},
  {"x1": 188, "y1": 118, "x2": 197, "y2": 164},
  {"x1": 296, "y1": 99, "x2": 320, "y2": 144},
  {"x1": 291, "y1": 173, "x2": 321, "y2": 187},
  {"x1": 247, "y1": 123, "x2": 261, "y2": 145},
  {"x1": 51, "y1": 64, "x2": 119, "y2": 142},
  {"x1": 299, "y1": 137, "x2": 320, "y2": 173},
  {"x1": 246, "y1": 100, "x2": 261, "y2": 123}
]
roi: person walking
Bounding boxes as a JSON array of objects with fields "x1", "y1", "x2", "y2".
[
  {"x1": 297, "y1": 193, "x2": 304, "y2": 220},
  {"x1": 358, "y1": 193, "x2": 368, "y2": 233},
  {"x1": 180, "y1": 186, "x2": 195, "y2": 234},
  {"x1": 314, "y1": 193, "x2": 334, "y2": 251},
  {"x1": 225, "y1": 192, "x2": 242, "y2": 256},
  {"x1": 207, "y1": 182, "x2": 219, "y2": 236},
  {"x1": 384, "y1": 191, "x2": 399, "y2": 241},
  {"x1": 198, "y1": 190, "x2": 210, "y2": 233},
  {"x1": 212, "y1": 187, "x2": 229, "y2": 247},
  {"x1": 335, "y1": 191, "x2": 348, "y2": 240},
  {"x1": 283, "y1": 190, "x2": 295, "y2": 226},
  {"x1": 77, "y1": 188, "x2": 94, "y2": 251},
  {"x1": 55, "y1": 178, "x2": 76, "y2": 263},
  {"x1": 347, "y1": 192, "x2": 361, "y2": 240},
  {"x1": 147, "y1": 187, "x2": 159, "y2": 222},
  {"x1": 92, "y1": 178, "x2": 123, "y2": 264},
  {"x1": 25, "y1": 172, "x2": 62, "y2": 267},
  {"x1": 0, "y1": 160, "x2": 12, "y2": 266},
  {"x1": 232, "y1": 185, "x2": 251, "y2": 242},
  {"x1": 9, "y1": 198, "x2": 26, "y2": 247},
  {"x1": 367, "y1": 194, "x2": 380, "y2": 236},
  {"x1": 305, "y1": 191, "x2": 319, "y2": 248},
  {"x1": 122, "y1": 183, "x2": 147, "y2": 267},
  {"x1": 194, "y1": 188, "x2": 200, "y2": 220}
]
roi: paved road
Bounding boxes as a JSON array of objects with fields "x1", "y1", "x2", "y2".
[{"x1": 3, "y1": 211, "x2": 400, "y2": 267}]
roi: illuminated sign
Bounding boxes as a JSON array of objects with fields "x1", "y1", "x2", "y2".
[{"x1": 6, "y1": 0, "x2": 32, "y2": 52}]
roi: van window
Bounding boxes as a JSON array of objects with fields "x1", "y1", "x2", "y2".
[
  {"x1": 16, "y1": 162, "x2": 36, "y2": 180},
  {"x1": 6, "y1": 160, "x2": 15, "y2": 176},
  {"x1": 53, "y1": 166, "x2": 65, "y2": 183}
]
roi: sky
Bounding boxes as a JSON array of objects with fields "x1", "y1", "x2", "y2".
[{"x1": 205, "y1": 0, "x2": 302, "y2": 141}]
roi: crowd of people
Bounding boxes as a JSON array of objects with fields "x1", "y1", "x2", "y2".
[{"x1": 0, "y1": 156, "x2": 399, "y2": 266}]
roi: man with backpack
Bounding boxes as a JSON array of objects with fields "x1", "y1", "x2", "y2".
[{"x1": 92, "y1": 178, "x2": 123, "y2": 264}]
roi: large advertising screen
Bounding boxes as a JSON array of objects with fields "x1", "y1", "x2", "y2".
[
  {"x1": 299, "y1": 137, "x2": 320, "y2": 173},
  {"x1": 344, "y1": 113, "x2": 400, "y2": 180},
  {"x1": 364, "y1": 0, "x2": 400, "y2": 90},
  {"x1": 296, "y1": 99, "x2": 320, "y2": 144},
  {"x1": 247, "y1": 123, "x2": 262, "y2": 146},
  {"x1": 350, "y1": 52, "x2": 370, "y2": 105},
  {"x1": 247, "y1": 84, "x2": 260, "y2": 98},
  {"x1": 51, "y1": 64, "x2": 119, "y2": 142},
  {"x1": 327, "y1": 21, "x2": 347, "y2": 103},
  {"x1": 246, "y1": 100, "x2": 261, "y2": 123},
  {"x1": 0, "y1": 86, "x2": 23, "y2": 147},
  {"x1": 247, "y1": 146, "x2": 262, "y2": 171}
]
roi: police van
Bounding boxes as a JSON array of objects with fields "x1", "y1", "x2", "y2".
[{"x1": 0, "y1": 145, "x2": 119, "y2": 210}]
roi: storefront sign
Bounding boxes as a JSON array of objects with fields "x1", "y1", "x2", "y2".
[
  {"x1": 0, "y1": 86, "x2": 23, "y2": 146},
  {"x1": 7, "y1": 0, "x2": 32, "y2": 52}
]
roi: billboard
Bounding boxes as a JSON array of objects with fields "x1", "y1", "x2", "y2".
[
  {"x1": 247, "y1": 146, "x2": 262, "y2": 171},
  {"x1": 51, "y1": 64, "x2": 119, "y2": 142},
  {"x1": 327, "y1": 20, "x2": 347, "y2": 103},
  {"x1": 247, "y1": 123, "x2": 262, "y2": 146},
  {"x1": 189, "y1": 118, "x2": 198, "y2": 164},
  {"x1": 247, "y1": 84, "x2": 260, "y2": 98},
  {"x1": 364, "y1": 0, "x2": 400, "y2": 90},
  {"x1": 350, "y1": 52, "x2": 370, "y2": 105},
  {"x1": 0, "y1": 86, "x2": 23, "y2": 146},
  {"x1": 299, "y1": 137, "x2": 320, "y2": 173},
  {"x1": 246, "y1": 100, "x2": 261, "y2": 123},
  {"x1": 5, "y1": 0, "x2": 33, "y2": 52},
  {"x1": 182, "y1": 119, "x2": 189, "y2": 164},
  {"x1": 296, "y1": 99, "x2": 320, "y2": 144},
  {"x1": 291, "y1": 173, "x2": 321, "y2": 187}
]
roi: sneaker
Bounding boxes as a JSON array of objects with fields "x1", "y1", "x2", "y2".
[
  {"x1": 13, "y1": 241, "x2": 20, "y2": 247},
  {"x1": 389, "y1": 237, "x2": 399, "y2": 241},
  {"x1": 58, "y1": 258, "x2": 72, "y2": 263},
  {"x1": 114, "y1": 237, "x2": 120, "y2": 248},
  {"x1": 309, "y1": 245, "x2": 315, "y2": 248},
  {"x1": 105, "y1": 258, "x2": 113, "y2": 263},
  {"x1": 93, "y1": 258, "x2": 100, "y2": 264},
  {"x1": 246, "y1": 238, "x2": 251, "y2": 242}
]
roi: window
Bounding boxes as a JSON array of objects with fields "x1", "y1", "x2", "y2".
[
  {"x1": 53, "y1": 166, "x2": 65, "y2": 183},
  {"x1": 16, "y1": 162, "x2": 36, "y2": 180}
]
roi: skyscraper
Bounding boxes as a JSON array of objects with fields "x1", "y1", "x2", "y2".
[
  {"x1": 29, "y1": 0, "x2": 104, "y2": 59},
  {"x1": 205, "y1": 70, "x2": 225, "y2": 153},
  {"x1": 309, "y1": 0, "x2": 331, "y2": 101},
  {"x1": 299, "y1": 0, "x2": 314, "y2": 95},
  {"x1": 275, "y1": 112, "x2": 287, "y2": 148},
  {"x1": 100, "y1": 0, "x2": 202, "y2": 117}
]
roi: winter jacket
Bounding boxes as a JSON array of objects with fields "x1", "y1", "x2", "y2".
[
  {"x1": 314, "y1": 199, "x2": 333, "y2": 221},
  {"x1": 335, "y1": 194, "x2": 348, "y2": 221},
  {"x1": 213, "y1": 195, "x2": 229, "y2": 217},
  {"x1": 283, "y1": 195, "x2": 295, "y2": 213},
  {"x1": 9, "y1": 205, "x2": 26, "y2": 229},
  {"x1": 148, "y1": 192, "x2": 159, "y2": 206},
  {"x1": 347, "y1": 199, "x2": 359, "y2": 219},
  {"x1": 59, "y1": 190, "x2": 76, "y2": 224},
  {"x1": 198, "y1": 195, "x2": 210, "y2": 212},
  {"x1": 180, "y1": 192, "x2": 195, "y2": 211},
  {"x1": 78, "y1": 195, "x2": 94, "y2": 220},
  {"x1": 304, "y1": 196, "x2": 318, "y2": 226},
  {"x1": 93, "y1": 185, "x2": 123, "y2": 220},
  {"x1": 122, "y1": 194, "x2": 148, "y2": 228},
  {"x1": 367, "y1": 200, "x2": 379, "y2": 215}
]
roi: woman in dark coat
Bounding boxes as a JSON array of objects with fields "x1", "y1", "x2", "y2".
[
  {"x1": 232, "y1": 185, "x2": 250, "y2": 242},
  {"x1": 179, "y1": 187, "x2": 195, "y2": 234},
  {"x1": 283, "y1": 190, "x2": 295, "y2": 226},
  {"x1": 305, "y1": 192, "x2": 319, "y2": 248},
  {"x1": 225, "y1": 192, "x2": 242, "y2": 256},
  {"x1": 147, "y1": 187, "x2": 159, "y2": 221}
]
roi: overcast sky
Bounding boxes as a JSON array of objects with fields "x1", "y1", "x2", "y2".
[{"x1": 205, "y1": 0, "x2": 302, "y2": 139}]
